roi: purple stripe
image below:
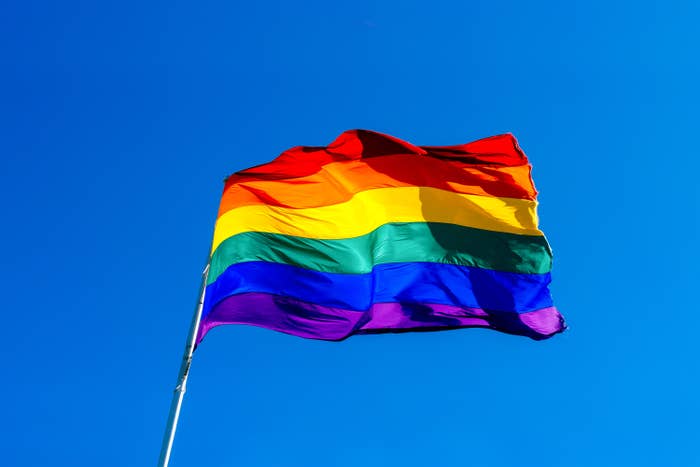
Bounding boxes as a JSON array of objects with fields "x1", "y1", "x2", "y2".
[{"x1": 196, "y1": 293, "x2": 565, "y2": 344}]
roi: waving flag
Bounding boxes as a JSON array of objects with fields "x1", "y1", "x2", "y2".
[{"x1": 196, "y1": 130, "x2": 564, "y2": 344}]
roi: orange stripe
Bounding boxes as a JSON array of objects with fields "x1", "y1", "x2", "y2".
[{"x1": 218, "y1": 155, "x2": 535, "y2": 216}]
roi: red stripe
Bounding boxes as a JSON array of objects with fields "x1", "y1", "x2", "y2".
[{"x1": 229, "y1": 130, "x2": 529, "y2": 184}]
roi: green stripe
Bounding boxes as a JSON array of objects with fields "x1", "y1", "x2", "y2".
[{"x1": 208, "y1": 222, "x2": 552, "y2": 285}]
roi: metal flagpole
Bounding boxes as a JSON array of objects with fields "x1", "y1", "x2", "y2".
[{"x1": 157, "y1": 263, "x2": 210, "y2": 467}]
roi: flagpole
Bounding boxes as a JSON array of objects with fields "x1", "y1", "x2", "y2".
[{"x1": 157, "y1": 263, "x2": 210, "y2": 467}]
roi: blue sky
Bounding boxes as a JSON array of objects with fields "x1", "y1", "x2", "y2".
[{"x1": 3, "y1": 1, "x2": 699, "y2": 466}]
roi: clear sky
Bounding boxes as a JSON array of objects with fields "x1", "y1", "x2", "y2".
[{"x1": 3, "y1": 1, "x2": 699, "y2": 466}]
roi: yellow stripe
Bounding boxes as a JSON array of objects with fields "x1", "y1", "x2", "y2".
[{"x1": 211, "y1": 187, "x2": 542, "y2": 253}]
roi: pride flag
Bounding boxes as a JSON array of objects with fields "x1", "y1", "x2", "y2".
[{"x1": 196, "y1": 130, "x2": 564, "y2": 344}]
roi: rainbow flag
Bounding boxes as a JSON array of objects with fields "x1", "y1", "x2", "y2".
[{"x1": 196, "y1": 130, "x2": 564, "y2": 344}]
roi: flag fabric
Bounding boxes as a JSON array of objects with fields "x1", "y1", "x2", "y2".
[{"x1": 196, "y1": 130, "x2": 565, "y2": 344}]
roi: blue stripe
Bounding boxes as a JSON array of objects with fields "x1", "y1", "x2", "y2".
[{"x1": 202, "y1": 261, "x2": 553, "y2": 319}]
